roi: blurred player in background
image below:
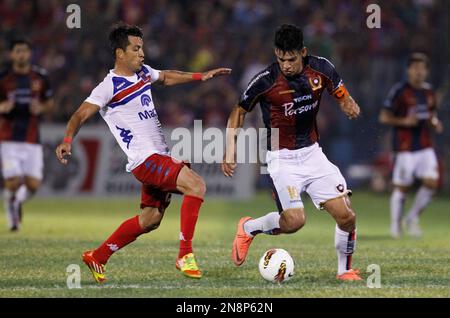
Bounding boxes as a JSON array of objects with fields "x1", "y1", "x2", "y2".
[
  {"x1": 379, "y1": 52, "x2": 443, "y2": 238},
  {"x1": 0, "y1": 39, "x2": 54, "y2": 231},
  {"x1": 55, "y1": 23, "x2": 231, "y2": 283},
  {"x1": 222, "y1": 24, "x2": 362, "y2": 280}
]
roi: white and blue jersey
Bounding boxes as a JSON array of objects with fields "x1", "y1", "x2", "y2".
[{"x1": 85, "y1": 64, "x2": 169, "y2": 172}]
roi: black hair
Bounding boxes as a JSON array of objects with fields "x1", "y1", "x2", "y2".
[
  {"x1": 274, "y1": 24, "x2": 304, "y2": 53},
  {"x1": 407, "y1": 52, "x2": 429, "y2": 68},
  {"x1": 9, "y1": 38, "x2": 31, "y2": 51},
  {"x1": 108, "y1": 23, "x2": 143, "y2": 58}
]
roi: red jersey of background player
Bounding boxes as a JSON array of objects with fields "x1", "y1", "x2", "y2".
[
  {"x1": 0, "y1": 66, "x2": 53, "y2": 144},
  {"x1": 238, "y1": 55, "x2": 347, "y2": 150},
  {"x1": 383, "y1": 81, "x2": 436, "y2": 152}
]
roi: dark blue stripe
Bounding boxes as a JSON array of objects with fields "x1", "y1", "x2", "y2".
[{"x1": 108, "y1": 84, "x2": 151, "y2": 108}]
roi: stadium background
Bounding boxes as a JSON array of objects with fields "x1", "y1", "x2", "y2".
[
  {"x1": 1, "y1": 0, "x2": 450, "y2": 298},
  {"x1": 1, "y1": 0, "x2": 449, "y2": 196}
]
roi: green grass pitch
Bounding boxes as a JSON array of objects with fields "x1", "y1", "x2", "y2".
[{"x1": 0, "y1": 191, "x2": 449, "y2": 297}]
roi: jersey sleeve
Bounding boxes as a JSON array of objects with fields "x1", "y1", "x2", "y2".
[
  {"x1": 144, "y1": 65, "x2": 161, "y2": 84},
  {"x1": 383, "y1": 83, "x2": 403, "y2": 112},
  {"x1": 238, "y1": 69, "x2": 272, "y2": 112},
  {"x1": 317, "y1": 57, "x2": 348, "y2": 99},
  {"x1": 40, "y1": 74, "x2": 53, "y2": 101},
  {"x1": 85, "y1": 79, "x2": 112, "y2": 108}
]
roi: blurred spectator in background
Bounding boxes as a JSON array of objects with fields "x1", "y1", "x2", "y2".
[{"x1": 0, "y1": 0, "x2": 448, "y2": 190}]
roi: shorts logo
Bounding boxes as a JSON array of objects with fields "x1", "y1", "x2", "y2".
[
  {"x1": 309, "y1": 76, "x2": 322, "y2": 91},
  {"x1": 336, "y1": 184, "x2": 345, "y2": 193},
  {"x1": 286, "y1": 186, "x2": 300, "y2": 200}
]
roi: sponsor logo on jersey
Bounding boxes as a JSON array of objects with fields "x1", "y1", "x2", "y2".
[
  {"x1": 138, "y1": 108, "x2": 157, "y2": 121},
  {"x1": 293, "y1": 94, "x2": 312, "y2": 103},
  {"x1": 282, "y1": 101, "x2": 319, "y2": 117},
  {"x1": 141, "y1": 94, "x2": 152, "y2": 107}
]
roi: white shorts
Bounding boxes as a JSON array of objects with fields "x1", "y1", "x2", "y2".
[
  {"x1": 266, "y1": 143, "x2": 350, "y2": 211},
  {"x1": 0, "y1": 141, "x2": 44, "y2": 180},
  {"x1": 392, "y1": 148, "x2": 439, "y2": 186}
]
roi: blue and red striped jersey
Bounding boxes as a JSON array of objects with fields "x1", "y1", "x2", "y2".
[
  {"x1": 0, "y1": 66, "x2": 52, "y2": 144},
  {"x1": 383, "y1": 82, "x2": 436, "y2": 152},
  {"x1": 239, "y1": 55, "x2": 346, "y2": 151}
]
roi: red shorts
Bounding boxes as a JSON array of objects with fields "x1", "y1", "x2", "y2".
[{"x1": 132, "y1": 153, "x2": 189, "y2": 211}]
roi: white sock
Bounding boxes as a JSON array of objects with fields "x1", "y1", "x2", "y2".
[
  {"x1": 3, "y1": 189, "x2": 19, "y2": 229},
  {"x1": 335, "y1": 225, "x2": 356, "y2": 275},
  {"x1": 243, "y1": 212, "x2": 281, "y2": 237},
  {"x1": 390, "y1": 189, "x2": 406, "y2": 231},
  {"x1": 406, "y1": 186, "x2": 434, "y2": 222},
  {"x1": 15, "y1": 184, "x2": 32, "y2": 204}
]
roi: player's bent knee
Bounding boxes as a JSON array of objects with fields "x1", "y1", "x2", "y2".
[
  {"x1": 423, "y1": 179, "x2": 438, "y2": 190},
  {"x1": 139, "y1": 208, "x2": 164, "y2": 233},
  {"x1": 187, "y1": 175, "x2": 206, "y2": 198},
  {"x1": 142, "y1": 221, "x2": 161, "y2": 233},
  {"x1": 280, "y1": 210, "x2": 306, "y2": 234},
  {"x1": 4, "y1": 178, "x2": 22, "y2": 192}
]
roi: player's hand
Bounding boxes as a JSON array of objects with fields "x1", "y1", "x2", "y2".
[
  {"x1": 202, "y1": 68, "x2": 232, "y2": 81},
  {"x1": 55, "y1": 142, "x2": 72, "y2": 165},
  {"x1": 340, "y1": 96, "x2": 360, "y2": 119},
  {"x1": 221, "y1": 161, "x2": 237, "y2": 178},
  {"x1": 431, "y1": 116, "x2": 444, "y2": 134},
  {"x1": 0, "y1": 99, "x2": 14, "y2": 114},
  {"x1": 221, "y1": 151, "x2": 237, "y2": 177},
  {"x1": 402, "y1": 116, "x2": 418, "y2": 127}
]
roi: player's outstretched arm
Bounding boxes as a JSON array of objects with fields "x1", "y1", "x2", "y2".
[
  {"x1": 221, "y1": 105, "x2": 247, "y2": 178},
  {"x1": 379, "y1": 109, "x2": 418, "y2": 127},
  {"x1": 55, "y1": 102, "x2": 99, "y2": 165},
  {"x1": 158, "y1": 68, "x2": 231, "y2": 86}
]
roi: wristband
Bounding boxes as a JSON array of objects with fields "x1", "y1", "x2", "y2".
[
  {"x1": 192, "y1": 73, "x2": 202, "y2": 81},
  {"x1": 63, "y1": 137, "x2": 72, "y2": 144}
]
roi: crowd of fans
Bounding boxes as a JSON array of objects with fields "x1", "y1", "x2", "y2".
[{"x1": 1, "y1": 0, "x2": 449, "y2": 177}]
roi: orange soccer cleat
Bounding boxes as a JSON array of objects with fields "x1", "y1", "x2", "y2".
[
  {"x1": 82, "y1": 250, "x2": 106, "y2": 283},
  {"x1": 232, "y1": 216, "x2": 254, "y2": 266},
  {"x1": 336, "y1": 269, "x2": 362, "y2": 281}
]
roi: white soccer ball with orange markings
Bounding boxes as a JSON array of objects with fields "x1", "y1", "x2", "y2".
[{"x1": 258, "y1": 248, "x2": 295, "y2": 283}]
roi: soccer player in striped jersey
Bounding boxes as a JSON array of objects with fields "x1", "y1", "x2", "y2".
[
  {"x1": 379, "y1": 53, "x2": 443, "y2": 238},
  {"x1": 55, "y1": 24, "x2": 231, "y2": 283},
  {"x1": 0, "y1": 38, "x2": 54, "y2": 231},
  {"x1": 222, "y1": 24, "x2": 362, "y2": 280}
]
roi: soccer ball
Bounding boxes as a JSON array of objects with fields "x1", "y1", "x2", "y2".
[{"x1": 258, "y1": 248, "x2": 295, "y2": 283}]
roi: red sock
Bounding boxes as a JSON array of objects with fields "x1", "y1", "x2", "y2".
[
  {"x1": 92, "y1": 215, "x2": 145, "y2": 264},
  {"x1": 178, "y1": 195, "x2": 203, "y2": 258}
]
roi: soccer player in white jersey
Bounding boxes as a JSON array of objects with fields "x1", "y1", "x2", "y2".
[
  {"x1": 55, "y1": 24, "x2": 231, "y2": 283},
  {"x1": 222, "y1": 24, "x2": 362, "y2": 280}
]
